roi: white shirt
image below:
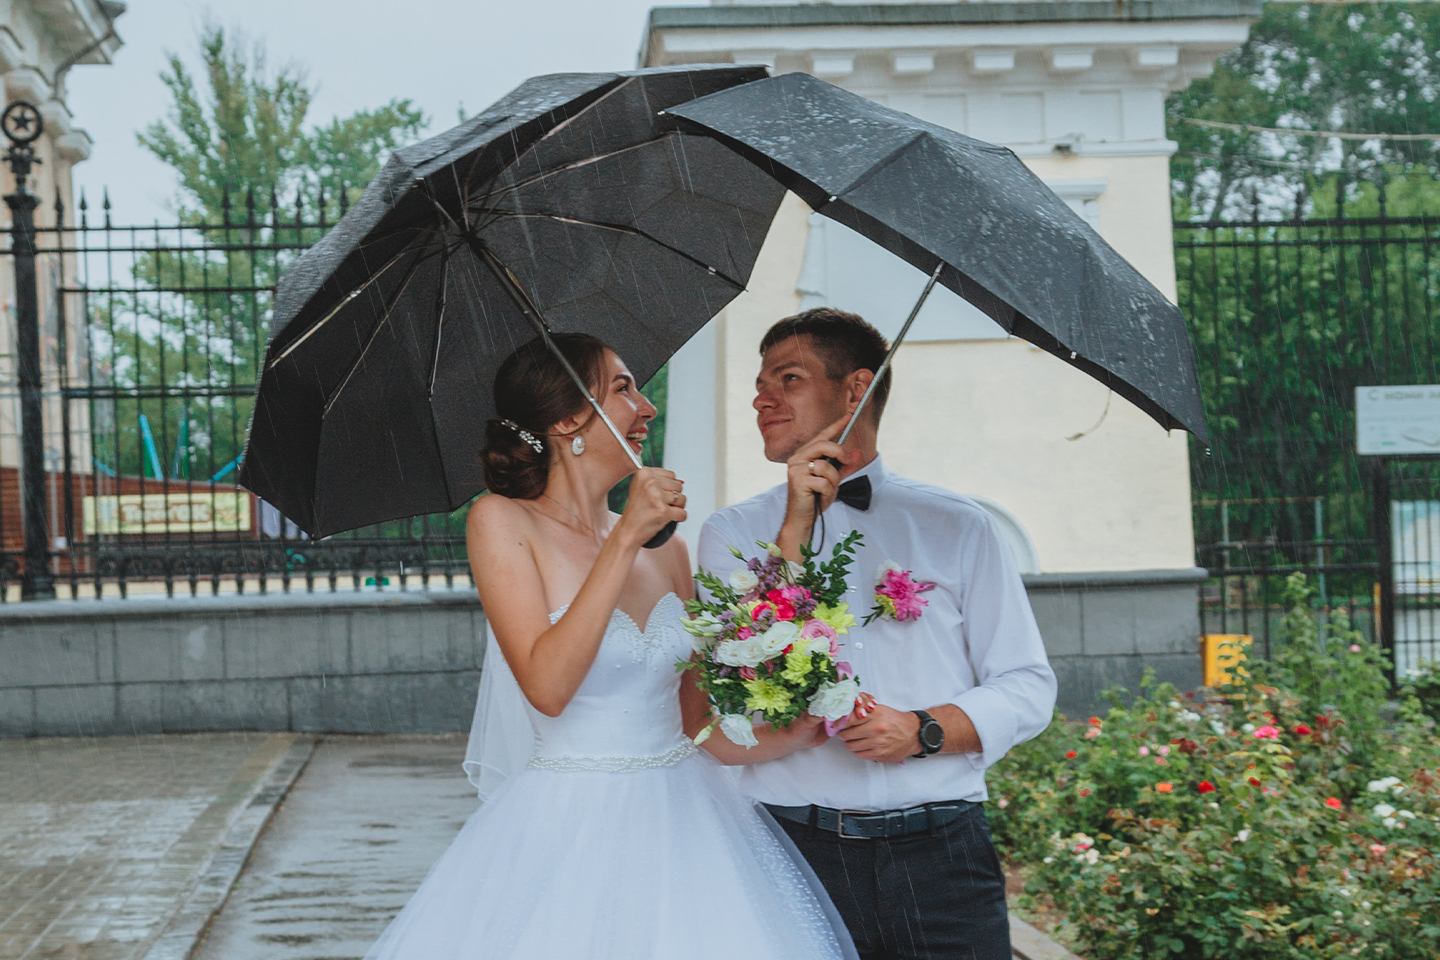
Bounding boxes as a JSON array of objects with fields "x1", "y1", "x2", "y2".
[{"x1": 698, "y1": 456, "x2": 1056, "y2": 810}]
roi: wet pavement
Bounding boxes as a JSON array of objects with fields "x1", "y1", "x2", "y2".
[
  {"x1": 192, "y1": 735, "x2": 474, "y2": 960},
  {"x1": 0, "y1": 732, "x2": 303, "y2": 960}
]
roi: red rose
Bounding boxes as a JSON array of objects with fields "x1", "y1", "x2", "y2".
[
  {"x1": 1325, "y1": 797, "x2": 1343, "y2": 809},
  {"x1": 1198, "y1": 781, "x2": 1216, "y2": 794},
  {"x1": 766, "y1": 589, "x2": 784, "y2": 603},
  {"x1": 775, "y1": 602, "x2": 796, "y2": 621},
  {"x1": 1248, "y1": 777, "x2": 1261, "y2": 787},
  {"x1": 1294, "y1": 724, "x2": 1313, "y2": 736},
  {"x1": 1065, "y1": 750, "x2": 1078, "y2": 759},
  {"x1": 1079, "y1": 788, "x2": 1091, "y2": 798}
]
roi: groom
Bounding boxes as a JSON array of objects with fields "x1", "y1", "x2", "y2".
[{"x1": 698, "y1": 308, "x2": 1057, "y2": 960}]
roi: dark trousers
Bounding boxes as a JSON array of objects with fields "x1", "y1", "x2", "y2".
[{"x1": 771, "y1": 802, "x2": 1011, "y2": 960}]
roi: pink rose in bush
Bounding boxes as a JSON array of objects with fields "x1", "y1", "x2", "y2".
[{"x1": 1253, "y1": 725, "x2": 1280, "y2": 740}]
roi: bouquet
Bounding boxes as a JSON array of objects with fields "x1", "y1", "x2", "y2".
[{"x1": 680, "y1": 532, "x2": 864, "y2": 747}]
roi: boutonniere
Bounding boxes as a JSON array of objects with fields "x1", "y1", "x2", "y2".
[{"x1": 863, "y1": 561, "x2": 936, "y2": 625}]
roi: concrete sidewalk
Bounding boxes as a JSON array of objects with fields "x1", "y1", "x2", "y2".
[
  {"x1": 0, "y1": 732, "x2": 312, "y2": 960},
  {"x1": 193, "y1": 735, "x2": 475, "y2": 960}
]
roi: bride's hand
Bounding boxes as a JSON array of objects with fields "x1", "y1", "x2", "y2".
[{"x1": 615, "y1": 467, "x2": 686, "y2": 545}]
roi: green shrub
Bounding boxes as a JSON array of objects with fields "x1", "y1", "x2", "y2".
[
  {"x1": 989, "y1": 574, "x2": 1440, "y2": 959},
  {"x1": 1401, "y1": 661, "x2": 1440, "y2": 726}
]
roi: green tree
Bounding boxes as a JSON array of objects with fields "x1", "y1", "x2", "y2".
[
  {"x1": 1168, "y1": 2, "x2": 1440, "y2": 220},
  {"x1": 92, "y1": 26, "x2": 425, "y2": 484}
]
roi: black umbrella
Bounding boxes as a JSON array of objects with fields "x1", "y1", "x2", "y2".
[
  {"x1": 240, "y1": 65, "x2": 785, "y2": 538},
  {"x1": 667, "y1": 72, "x2": 1208, "y2": 441}
]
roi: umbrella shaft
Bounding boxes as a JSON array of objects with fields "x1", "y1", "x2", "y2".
[
  {"x1": 542, "y1": 329, "x2": 647, "y2": 472},
  {"x1": 836, "y1": 262, "x2": 943, "y2": 447}
]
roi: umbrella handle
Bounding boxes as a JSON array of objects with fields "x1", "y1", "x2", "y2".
[{"x1": 644, "y1": 520, "x2": 678, "y2": 549}]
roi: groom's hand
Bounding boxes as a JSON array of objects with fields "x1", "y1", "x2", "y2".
[
  {"x1": 776, "y1": 414, "x2": 860, "y2": 560},
  {"x1": 838, "y1": 700, "x2": 921, "y2": 763}
]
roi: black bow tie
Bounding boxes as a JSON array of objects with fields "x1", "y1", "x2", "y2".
[{"x1": 837, "y1": 475, "x2": 872, "y2": 511}]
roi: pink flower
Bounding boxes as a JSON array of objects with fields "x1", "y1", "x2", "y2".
[
  {"x1": 1157, "y1": 745, "x2": 1171, "y2": 756},
  {"x1": 835, "y1": 661, "x2": 854, "y2": 679},
  {"x1": 800, "y1": 617, "x2": 841, "y2": 657},
  {"x1": 1350, "y1": 644, "x2": 1361, "y2": 653},
  {"x1": 736, "y1": 627, "x2": 754, "y2": 641},
  {"x1": 780, "y1": 585, "x2": 810, "y2": 603},
  {"x1": 1155, "y1": 757, "x2": 1168, "y2": 765},
  {"x1": 738, "y1": 666, "x2": 756, "y2": 680},
  {"x1": 1253, "y1": 725, "x2": 1280, "y2": 740},
  {"x1": 1138, "y1": 746, "x2": 1150, "y2": 757},
  {"x1": 1084, "y1": 727, "x2": 1101, "y2": 740},
  {"x1": 1370, "y1": 844, "x2": 1387, "y2": 855},
  {"x1": 876, "y1": 568, "x2": 937, "y2": 622}
]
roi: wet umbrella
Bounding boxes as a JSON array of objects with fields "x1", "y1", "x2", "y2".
[
  {"x1": 240, "y1": 65, "x2": 785, "y2": 539},
  {"x1": 666, "y1": 72, "x2": 1208, "y2": 441}
]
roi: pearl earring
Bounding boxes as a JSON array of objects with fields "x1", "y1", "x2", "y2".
[{"x1": 571, "y1": 435, "x2": 585, "y2": 456}]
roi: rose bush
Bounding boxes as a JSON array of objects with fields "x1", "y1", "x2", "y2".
[{"x1": 988, "y1": 574, "x2": 1440, "y2": 959}]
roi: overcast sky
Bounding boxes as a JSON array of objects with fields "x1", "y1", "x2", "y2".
[{"x1": 65, "y1": 0, "x2": 663, "y2": 225}]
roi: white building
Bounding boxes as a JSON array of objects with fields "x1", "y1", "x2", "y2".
[
  {"x1": 0, "y1": 0, "x2": 121, "y2": 528},
  {"x1": 644, "y1": 0, "x2": 1258, "y2": 711}
]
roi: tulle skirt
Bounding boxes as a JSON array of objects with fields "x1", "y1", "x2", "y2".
[{"x1": 362, "y1": 750, "x2": 856, "y2": 960}]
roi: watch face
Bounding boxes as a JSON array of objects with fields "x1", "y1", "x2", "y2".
[{"x1": 922, "y1": 722, "x2": 944, "y2": 750}]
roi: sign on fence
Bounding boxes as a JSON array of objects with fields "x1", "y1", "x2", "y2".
[
  {"x1": 1355, "y1": 385, "x2": 1440, "y2": 455},
  {"x1": 82, "y1": 493, "x2": 252, "y2": 536}
]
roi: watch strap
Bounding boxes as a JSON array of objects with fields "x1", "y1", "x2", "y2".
[{"x1": 911, "y1": 709, "x2": 941, "y2": 758}]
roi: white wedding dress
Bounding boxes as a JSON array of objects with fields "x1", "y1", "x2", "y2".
[{"x1": 363, "y1": 592, "x2": 857, "y2": 960}]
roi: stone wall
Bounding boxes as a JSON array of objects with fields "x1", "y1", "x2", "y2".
[
  {"x1": 0, "y1": 571, "x2": 1203, "y2": 737},
  {"x1": 0, "y1": 590, "x2": 485, "y2": 738}
]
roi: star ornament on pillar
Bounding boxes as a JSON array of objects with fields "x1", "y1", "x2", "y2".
[{"x1": 2, "y1": 101, "x2": 43, "y2": 146}]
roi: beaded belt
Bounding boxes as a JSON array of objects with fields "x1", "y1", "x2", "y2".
[{"x1": 527, "y1": 738, "x2": 697, "y2": 773}]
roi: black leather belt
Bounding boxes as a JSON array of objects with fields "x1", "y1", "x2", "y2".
[{"x1": 764, "y1": 800, "x2": 975, "y2": 840}]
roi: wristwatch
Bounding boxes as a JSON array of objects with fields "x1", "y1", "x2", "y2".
[{"x1": 911, "y1": 709, "x2": 945, "y2": 758}]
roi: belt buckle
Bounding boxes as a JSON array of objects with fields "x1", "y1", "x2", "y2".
[{"x1": 835, "y1": 809, "x2": 872, "y2": 841}]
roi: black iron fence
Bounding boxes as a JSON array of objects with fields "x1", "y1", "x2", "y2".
[
  {"x1": 0, "y1": 187, "x2": 477, "y2": 599},
  {"x1": 1177, "y1": 197, "x2": 1440, "y2": 677}
]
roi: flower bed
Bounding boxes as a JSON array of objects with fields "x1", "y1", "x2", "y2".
[{"x1": 988, "y1": 574, "x2": 1440, "y2": 959}]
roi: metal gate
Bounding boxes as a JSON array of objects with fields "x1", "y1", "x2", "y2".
[
  {"x1": 0, "y1": 186, "x2": 475, "y2": 599},
  {"x1": 1176, "y1": 196, "x2": 1440, "y2": 677}
]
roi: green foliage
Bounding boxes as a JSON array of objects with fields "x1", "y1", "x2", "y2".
[
  {"x1": 988, "y1": 577, "x2": 1440, "y2": 959},
  {"x1": 1401, "y1": 662, "x2": 1440, "y2": 727},
  {"x1": 94, "y1": 26, "x2": 427, "y2": 484},
  {"x1": 138, "y1": 25, "x2": 425, "y2": 224},
  {"x1": 1169, "y1": 3, "x2": 1440, "y2": 218},
  {"x1": 799, "y1": 529, "x2": 863, "y2": 608}
]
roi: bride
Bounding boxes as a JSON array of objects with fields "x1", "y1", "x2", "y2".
[{"x1": 362, "y1": 333, "x2": 856, "y2": 960}]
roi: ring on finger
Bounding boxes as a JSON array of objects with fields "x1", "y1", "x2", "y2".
[{"x1": 807, "y1": 460, "x2": 816, "y2": 474}]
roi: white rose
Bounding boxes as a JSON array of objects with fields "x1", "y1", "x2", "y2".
[
  {"x1": 719, "y1": 713, "x2": 759, "y2": 748},
  {"x1": 715, "y1": 637, "x2": 766, "y2": 668},
  {"x1": 1399, "y1": 810, "x2": 1417, "y2": 819},
  {"x1": 1209, "y1": 720, "x2": 1227, "y2": 736},
  {"x1": 729, "y1": 568, "x2": 760, "y2": 594},
  {"x1": 1374, "y1": 803, "x2": 1397, "y2": 818},
  {"x1": 1236, "y1": 829, "x2": 1251, "y2": 842},
  {"x1": 1180, "y1": 710, "x2": 1201, "y2": 724},
  {"x1": 808, "y1": 677, "x2": 861, "y2": 722},
  {"x1": 754, "y1": 620, "x2": 800, "y2": 660}
]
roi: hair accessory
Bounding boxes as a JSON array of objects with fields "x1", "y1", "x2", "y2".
[
  {"x1": 501, "y1": 419, "x2": 544, "y2": 454},
  {"x1": 571, "y1": 435, "x2": 586, "y2": 456}
]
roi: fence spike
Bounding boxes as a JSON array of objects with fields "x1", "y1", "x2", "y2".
[
  {"x1": 318, "y1": 183, "x2": 327, "y2": 229},
  {"x1": 78, "y1": 189, "x2": 87, "y2": 229},
  {"x1": 270, "y1": 186, "x2": 281, "y2": 230},
  {"x1": 53, "y1": 187, "x2": 64, "y2": 226},
  {"x1": 339, "y1": 183, "x2": 349, "y2": 217},
  {"x1": 245, "y1": 186, "x2": 257, "y2": 227},
  {"x1": 221, "y1": 188, "x2": 232, "y2": 227},
  {"x1": 102, "y1": 187, "x2": 111, "y2": 229},
  {"x1": 1336, "y1": 178, "x2": 1346, "y2": 220},
  {"x1": 294, "y1": 191, "x2": 304, "y2": 227}
]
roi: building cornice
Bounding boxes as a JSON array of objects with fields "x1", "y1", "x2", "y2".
[{"x1": 648, "y1": 0, "x2": 1262, "y2": 32}]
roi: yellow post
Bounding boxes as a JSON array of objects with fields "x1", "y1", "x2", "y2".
[{"x1": 1201, "y1": 634, "x2": 1252, "y2": 687}]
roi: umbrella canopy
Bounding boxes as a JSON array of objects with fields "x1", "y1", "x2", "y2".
[
  {"x1": 241, "y1": 65, "x2": 785, "y2": 537},
  {"x1": 667, "y1": 72, "x2": 1208, "y2": 441}
]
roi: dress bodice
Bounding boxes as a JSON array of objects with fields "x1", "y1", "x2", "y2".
[{"x1": 525, "y1": 592, "x2": 692, "y2": 767}]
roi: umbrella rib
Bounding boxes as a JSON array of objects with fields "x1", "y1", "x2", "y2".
[
  {"x1": 466, "y1": 135, "x2": 682, "y2": 208},
  {"x1": 824, "y1": 131, "x2": 927, "y2": 207},
  {"x1": 269, "y1": 247, "x2": 412, "y2": 367},
  {"x1": 428, "y1": 247, "x2": 450, "y2": 397},
  {"x1": 472, "y1": 210, "x2": 746, "y2": 290},
  {"x1": 321, "y1": 254, "x2": 425, "y2": 420}
]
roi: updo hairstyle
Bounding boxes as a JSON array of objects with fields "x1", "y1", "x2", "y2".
[{"x1": 481, "y1": 333, "x2": 612, "y2": 499}]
